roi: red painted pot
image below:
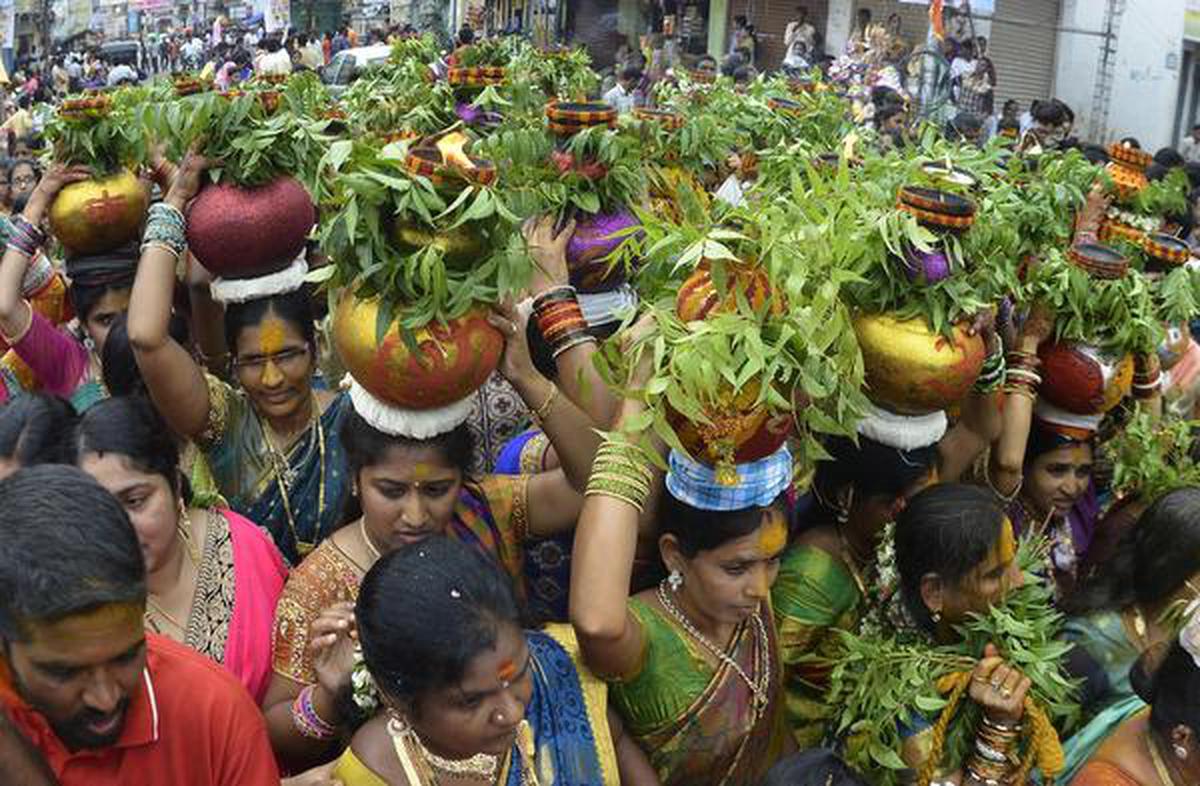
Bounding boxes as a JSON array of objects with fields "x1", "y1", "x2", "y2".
[
  {"x1": 666, "y1": 380, "x2": 793, "y2": 472},
  {"x1": 185, "y1": 177, "x2": 316, "y2": 279},
  {"x1": 1038, "y1": 342, "x2": 1133, "y2": 415},
  {"x1": 333, "y1": 294, "x2": 503, "y2": 410}
]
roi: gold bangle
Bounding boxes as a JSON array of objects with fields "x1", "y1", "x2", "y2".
[{"x1": 532, "y1": 384, "x2": 558, "y2": 422}]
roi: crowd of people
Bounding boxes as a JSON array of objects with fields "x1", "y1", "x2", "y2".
[{"x1": 0, "y1": 11, "x2": 1199, "y2": 786}]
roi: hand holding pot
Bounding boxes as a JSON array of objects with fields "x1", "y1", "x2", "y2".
[
  {"x1": 25, "y1": 163, "x2": 92, "y2": 223},
  {"x1": 523, "y1": 214, "x2": 575, "y2": 296},
  {"x1": 488, "y1": 298, "x2": 539, "y2": 389},
  {"x1": 1020, "y1": 300, "x2": 1055, "y2": 348},
  {"x1": 165, "y1": 147, "x2": 215, "y2": 211}
]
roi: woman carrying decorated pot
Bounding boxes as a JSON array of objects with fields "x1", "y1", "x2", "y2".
[
  {"x1": 1073, "y1": 615, "x2": 1200, "y2": 785},
  {"x1": 1056, "y1": 488, "x2": 1200, "y2": 781},
  {"x1": 571, "y1": 381, "x2": 793, "y2": 784},
  {"x1": 259, "y1": 217, "x2": 604, "y2": 771},
  {"x1": 773, "y1": 315, "x2": 1004, "y2": 748},
  {"x1": 984, "y1": 300, "x2": 1158, "y2": 598},
  {"x1": 498, "y1": 216, "x2": 637, "y2": 622},
  {"x1": 128, "y1": 151, "x2": 353, "y2": 567},
  {"x1": 72, "y1": 394, "x2": 288, "y2": 705},
  {"x1": 330, "y1": 535, "x2": 658, "y2": 785},
  {"x1": 0, "y1": 162, "x2": 133, "y2": 411}
]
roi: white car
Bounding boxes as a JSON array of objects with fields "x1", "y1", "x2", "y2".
[{"x1": 322, "y1": 44, "x2": 392, "y2": 97}]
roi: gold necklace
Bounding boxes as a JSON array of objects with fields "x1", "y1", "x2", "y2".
[
  {"x1": 1147, "y1": 728, "x2": 1182, "y2": 786},
  {"x1": 147, "y1": 510, "x2": 200, "y2": 636},
  {"x1": 409, "y1": 726, "x2": 499, "y2": 779},
  {"x1": 656, "y1": 582, "x2": 770, "y2": 710},
  {"x1": 257, "y1": 395, "x2": 326, "y2": 557},
  {"x1": 359, "y1": 519, "x2": 381, "y2": 562},
  {"x1": 837, "y1": 527, "x2": 871, "y2": 598}
]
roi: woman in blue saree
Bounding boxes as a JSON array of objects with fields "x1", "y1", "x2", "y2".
[
  {"x1": 332, "y1": 536, "x2": 658, "y2": 785},
  {"x1": 128, "y1": 155, "x2": 350, "y2": 565}
]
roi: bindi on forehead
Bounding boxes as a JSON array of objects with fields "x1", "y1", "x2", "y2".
[
  {"x1": 258, "y1": 317, "x2": 289, "y2": 356},
  {"x1": 757, "y1": 511, "x2": 788, "y2": 557}
]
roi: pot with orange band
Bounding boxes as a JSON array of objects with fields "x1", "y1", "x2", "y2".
[
  {"x1": 545, "y1": 101, "x2": 617, "y2": 136},
  {"x1": 897, "y1": 185, "x2": 976, "y2": 232},
  {"x1": 1038, "y1": 342, "x2": 1133, "y2": 415},
  {"x1": 1143, "y1": 232, "x2": 1190, "y2": 272},
  {"x1": 633, "y1": 107, "x2": 685, "y2": 130},
  {"x1": 1067, "y1": 242, "x2": 1128, "y2": 280}
]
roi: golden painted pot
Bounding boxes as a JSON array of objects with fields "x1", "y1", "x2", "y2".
[
  {"x1": 48, "y1": 170, "x2": 148, "y2": 256},
  {"x1": 667, "y1": 379, "x2": 793, "y2": 478},
  {"x1": 390, "y1": 219, "x2": 490, "y2": 272},
  {"x1": 1038, "y1": 342, "x2": 1133, "y2": 415},
  {"x1": 333, "y1": 294, "x2": 503, "y2": 410},
  {"x1": 853, "y1": 312, "x2": 986, "y2": 415}
]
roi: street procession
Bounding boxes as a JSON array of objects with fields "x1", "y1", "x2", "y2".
[{"x1": 2, "y1": 1, "x2": 1200, "y2": 785}]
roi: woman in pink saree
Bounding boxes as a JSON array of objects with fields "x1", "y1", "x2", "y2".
[{"x1": 72, "y1": 394, "x2": 287, "y2": 703}]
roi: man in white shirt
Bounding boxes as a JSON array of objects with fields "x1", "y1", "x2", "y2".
[
  {"x1": 603, "y1": 66, "x2": 640, "y2": 114},
  {"x1": 255, "y1": 36, "x2": 293, "y2": 77},
  {"x1": 1181, "y1": 124, "x2": 1200, "y2": 164},
  {"x1": 784, "y1": 5, "x2": 816, "y2": 67}
]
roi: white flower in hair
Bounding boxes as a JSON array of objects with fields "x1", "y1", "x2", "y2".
[
  {"x1": 350, "y1": 645, "x2": 381, "y2": 714},
  {"x1": 1180, "y1": 599, "x2": 1200, "y2": 668}
]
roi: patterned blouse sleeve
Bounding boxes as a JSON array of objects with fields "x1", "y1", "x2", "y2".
[
  {"x1": 479, "y1": 473, "x2": 531, "y2": 546},
  {"x1": 196, "y1": 372, "x2": 242, "y2": 450},
  {"x1": 271, "y1": 547, "x2": 357, "y2": 685}
]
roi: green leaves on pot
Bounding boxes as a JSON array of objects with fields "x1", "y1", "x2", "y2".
[
  {"x1": 46, "y1": 86, "x2": 149, "y2": 174},
  {"x1": 1104, "y1": 410, "x2": 1200, "y2": 501},
  {"x1": 316, "y1": 138, "x2": 524, "y2": 329},
  {"x1": 1130, "y1": 167, "x2": 1189, "y2": 218},
  {"x1": 144, "y1": 72, "x2": 334, "y2": 193},
  {"x1": 1154, "y1": 266, "x2": 1200, "y2": 326},
  {"x1": 1025, "y1": 248, "x2": 1162, "y2": 354},
  {"x1": 596, "y1": 195, "x2": 868, "y2": 470},
  {"x1": 823, "y1": 538, "x2": 1080, "y2": 786}
]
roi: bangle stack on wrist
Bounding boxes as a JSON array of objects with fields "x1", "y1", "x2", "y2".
[
  {"x1": 585, "y1": 438, "x2": 655, "y2": 513},
  {"x1": 534, "y1": 285, "x2": 595, "y2": 359},
  {"x1": 1133, "y1": 355, "x2": 1162, "y2": 399},
  {"x1": 291, "y1": 684, "x2": 337, "y2": 740},
  {"x1": 1003, "y1": 350, "x2": 1042, "y2": 400},
  {"x1": 965, "y1": 715, "x2": 1021, "y2": 785},
  {"x1": 973, "y1": 343, "x2": 1007, "y2": 394},
  {"x1": 141, "y1": 202, "x2": 188, "y2": 261},
  {"x1": 6, "y1": 215, "x2": 46, "y2": 260}
]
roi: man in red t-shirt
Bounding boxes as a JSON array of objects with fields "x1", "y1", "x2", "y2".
[{"x1": 0, "y1": 466, "x2": 280, "y2": 786}]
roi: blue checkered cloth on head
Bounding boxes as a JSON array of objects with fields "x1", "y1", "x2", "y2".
[{"x1": 665, "y1": 446, "x2": 793, "y2": 512}]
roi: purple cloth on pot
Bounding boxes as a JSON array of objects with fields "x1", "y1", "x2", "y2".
[
  {"x1": 902, "y1": 245, "x2": 951, "y2": 283},
  {"x1": 566, "y1": 209, "x2": 643, "y2": 292}
]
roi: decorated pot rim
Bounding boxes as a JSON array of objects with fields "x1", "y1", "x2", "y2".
[
  {"x1": 898, "y1": 185, "x2": 975, "y2": 217},
  {"x1": 405, "y1": 145, "x2": 497, "y2": 187},
  {"x1": 633, "y1": 107, "x2": 685, "y2": 129},
  {"x1": 546, "y1": 100, "x2": 616, "y2": 121},
  {"x1": 1108, "y1": 142, "x2": 1153, "y2": 170},
  {"x1": 1068, "y1": 241, "x2": 1129, "y2": 280},
  {"x1": 1144, "y1": 232, "x2": 1190, "y2": 265},
  {"x1": 1098, "y1": 219, "x2": 1147, "y2": 247},
  {"x1": 767, "y1": 96, "x2": 805, "y2": 115},
  {"x1": 447, "y1": 66, "x2": 506, "y2": 87}
]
